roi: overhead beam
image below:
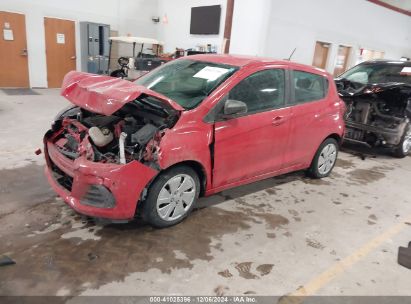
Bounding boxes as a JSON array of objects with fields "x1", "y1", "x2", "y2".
[
  {"x1": 223, "y1": 0, "x2": 235, "y2": 54},
  {"x1": 367, "y1": 0, "x2": 411, "y2": 17}
]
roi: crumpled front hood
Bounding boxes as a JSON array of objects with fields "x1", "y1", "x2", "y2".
[{"x1": 61, "y1": 71, "x2": 184, "y2": 116}]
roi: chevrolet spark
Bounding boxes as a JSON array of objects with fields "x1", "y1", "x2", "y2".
[{"x1": 44, "y1": 55, "x2": 345, "y2": 228}]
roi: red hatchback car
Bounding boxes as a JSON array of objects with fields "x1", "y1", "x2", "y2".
[{"x1": 44, "y1": 55, "x2": 345, "y2": 227}]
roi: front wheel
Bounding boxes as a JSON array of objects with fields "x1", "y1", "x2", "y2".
[
  {"x1": 308, "y1": 138, "x2": 339, "y2": 178},
  {"x1": 141, "y1": 166, "x2": 200, "y2": 228},
  {"x1": 393, "y1": 124, "x2": 411, "y2": 158}
]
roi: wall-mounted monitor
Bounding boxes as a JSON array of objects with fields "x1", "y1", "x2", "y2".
[{"x1": 190, "y1": 5, "x2": 221, "y2": 35}]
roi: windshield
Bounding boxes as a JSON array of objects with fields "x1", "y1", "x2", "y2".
[
  {"x1": 339, "y1": 63, "x2": 411, "y2": 85},
  {"x1": 135, "y1": 59, "x2": 238, "y2": 109}
]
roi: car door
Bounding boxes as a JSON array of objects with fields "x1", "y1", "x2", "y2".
[
  {"x1": 212, "y1": 68, "x2": 291, "y2": 189},
  {"x1": 284, "y1": 69, "x2": 328, "y2": 167}
]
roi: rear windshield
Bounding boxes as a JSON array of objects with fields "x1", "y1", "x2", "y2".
[
  {"x1": 135, "y1": 59, "x2": 238, "y2": 110},
  {"x1": 340, "y1": 63, "x2": 411, "y2": 85}
]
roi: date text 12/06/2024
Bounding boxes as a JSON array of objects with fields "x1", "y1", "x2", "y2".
[{"x1": 149, "y1": 297, "x2": 258, "y2": 303}]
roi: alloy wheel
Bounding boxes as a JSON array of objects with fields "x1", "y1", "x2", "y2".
[
  {"x1": 402, "y1": 128, "x2": 411, "y2": 154},
  {"x1": 156, "y1": 174, "x2": 196, "y2": 221},
  {"x1": 318, "y1": 143, "x2": 337, "y2": 175}
]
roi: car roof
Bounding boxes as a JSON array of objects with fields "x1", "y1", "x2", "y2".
[
  {"x1": 186, "y1": 54, "x2": 280, "y2": 66},
  {"x1": 360, "y1": 59, "x2": 411, "y2": 66},
  {"x1": 186, "y1": 54, "x2": 328, "y2": 74}
]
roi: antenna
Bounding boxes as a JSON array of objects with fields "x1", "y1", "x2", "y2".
[{"x1": 287, "y1": 48, "x2": 296, "y2": 61}]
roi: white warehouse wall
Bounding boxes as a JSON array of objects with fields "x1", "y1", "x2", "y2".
[
  {"x1": 116, "y1": 0, "x2": 160, "y2": 57},
  {"x1": 156, "y1": 0, "x2": 227, "y2": 53},
  {"x1": 0, "y1": 0, "x2": 159, "y2": 88},
  {"x1": 1, "y1": 0, "x2": 411, "y2": 87},
  {"x1": 230, "y1": 0, "x2": 273, "y2": 57},
  {"x1": 231, "y1": 0, "x2": 411, "y2": 73},
  {"x1": 117, "y1": 0, "x2": 159, "y2": 38}
]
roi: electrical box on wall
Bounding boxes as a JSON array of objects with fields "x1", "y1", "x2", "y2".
[{"x1": 80, "y1": 22, "x2": 110, "y2": 74}]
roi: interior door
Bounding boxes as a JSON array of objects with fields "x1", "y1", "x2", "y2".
[
  {"x1": 312, "y1": 41, "x2": 330, "y2": 70},
  {"x1": 333, "y1": 45, "x2": 351, "y2": 76},
  {"x1": 0, "y1": 11, "x2": 29, "y2": 87},
  {"x1": 44, "y1": 17, "x2": 76, "y2": 88},
  {"x1": 212, "y1": 68, "x2": 291, "y2": 189}
]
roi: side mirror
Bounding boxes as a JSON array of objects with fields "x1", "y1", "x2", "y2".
[
  {"x1": 334, "y1": 80, "x2": 344, "y2": 92},
  {"x1": 223, "y1": 99, "x2": 248, "y2": 117}
]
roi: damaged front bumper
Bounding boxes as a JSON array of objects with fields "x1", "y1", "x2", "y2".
[{"x1": 44, "y1": 131, "x2": 158, "y2": 220}]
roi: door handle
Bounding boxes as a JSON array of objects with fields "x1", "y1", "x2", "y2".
[
  {"x1": 272, "y1": 116, "x2": 287, "y2": 126},
  {"x1": 70, "y1": 56, "x2": 77, "y2": 60},
  {"x1": 20, "y1": 49, "x2": 28, "y2": 56}
]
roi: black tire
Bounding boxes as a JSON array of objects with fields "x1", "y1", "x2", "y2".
[
  {"x1": 308, "y1": 138, "x2": 339, "y2": 179},
  {"x1": 393, "y1": 124, "x2": 411, "y2": 158},
  {"x1": 141, "y1": 166, "x2": 200, "y2": 228}
]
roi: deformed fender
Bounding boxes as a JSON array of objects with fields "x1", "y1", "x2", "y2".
[{"x1": 156, "y1": 122, "x2": 214, "y2": 192}]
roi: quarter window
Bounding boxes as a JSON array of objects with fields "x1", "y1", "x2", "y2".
[
  {"x1": 228, "y1": 69, "x2": 285, "y2": 114},
  {"x1": 293, "y1": 71, "x2": 327, "y2": 103}
]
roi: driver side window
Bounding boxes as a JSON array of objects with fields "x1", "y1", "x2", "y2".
[
  {"x1": 228, "y1": 69, "x2": 285, "y2": 114},
  {"x1": 346, "y1": 71, "x2": 369, "y2": 84}
]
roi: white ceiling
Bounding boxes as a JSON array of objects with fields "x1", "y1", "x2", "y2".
[{"x1": 376, "y1": 0, "x2": 411, "y2": 12}]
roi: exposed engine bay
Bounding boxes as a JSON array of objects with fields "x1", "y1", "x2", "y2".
[
  {"x1": 50, "y1": 95, "x2": 179, "y2": 167},
  {"x1": 337, "y1": 80, "x2": 411, "y2": 148}
]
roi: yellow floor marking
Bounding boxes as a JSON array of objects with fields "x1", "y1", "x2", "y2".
[{"x1": 279, "y1": 216, "x2": 411, "y2": 303}]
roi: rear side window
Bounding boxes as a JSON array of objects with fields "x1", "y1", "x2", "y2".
[
  {"x1": 229, "y1": 69, "x2": 285, "y2": 114},
  {"x1": 293, "y1": 71, "x2": 327, "y2": 103}
]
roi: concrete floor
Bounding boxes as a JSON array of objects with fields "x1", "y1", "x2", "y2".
[{"x1": 0, "y1": 89, "x2": 410, "y2": 298}]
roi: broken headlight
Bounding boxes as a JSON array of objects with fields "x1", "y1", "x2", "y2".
[
  {"x1": 53, "y1": 105, "x2": 81, "y2": 122},
  {"x1": 52, "y1": 106, "x2": 81, "y2": 130}
]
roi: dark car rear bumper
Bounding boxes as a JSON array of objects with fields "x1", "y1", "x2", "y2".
[{"x1": 344, "y1": 120, "x2": 407, "y2": 146}]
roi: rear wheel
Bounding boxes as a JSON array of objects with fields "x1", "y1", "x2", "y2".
[
  {"x1": 142, "y1": 166, "x2": 200, "y2": 228},
  {"x1": 393, "y1": 124, "x2": 411, "y2": 158},
  {"x1": 308, "y1": 138, "x2": 339, "y2": 178}
]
